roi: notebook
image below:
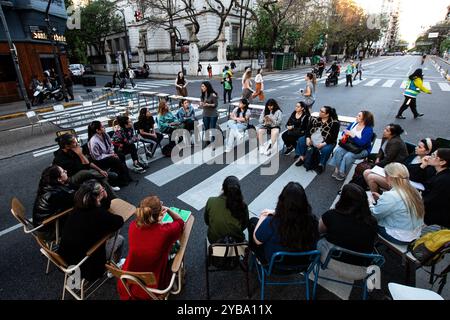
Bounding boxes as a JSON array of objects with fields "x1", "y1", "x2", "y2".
[{"x1": 162, "y1": 207, "x2": 192, "y2": 223}]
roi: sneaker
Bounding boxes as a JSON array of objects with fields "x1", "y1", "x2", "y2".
[
  {"x1": 294, "y1": 155, "x2": 300, "y2": 160},
  {"x1": 331, "y1": 170, "x2": 338, "y2": 179},
  {"x1": 283, "y1": 146, "x2": 294, "y2": 155},
  {"x1": 138, "y1": 161, "x2": 149, "y2": 169},
  {"x1": 295, "y1": 159, "x2": 304, "y2": 167},
  {"x1": 259, "y1": 146, "x2": 265, "y2": 154},
  {"x1": 116, "y1": 258, "x2": 126, "y2": 269},
  {"x1": 395, "y1": 115, "x2": 406, "y2": 119},
  {"x1": 111, "y1": 186, "x2": 121, "y2": 191},
  {"x1": 414, "y1": 113, "x2": 424, "y2": 119},
  {"x1": 264, "y1": 148, "x2": 272, "y2": 156},
  {"x1": 335, "y1": 172, "x2": 346, "y2": 181},
  {"x1": 133, "y1": 163, "x2": 145, "y2": 173}
]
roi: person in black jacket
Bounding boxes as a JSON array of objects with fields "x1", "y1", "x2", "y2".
[
  {"x1": 53, "y1": 133, "x2": 119, "y2": 193},
  {"x1": 58, "y1": 180, "x2": 124, "y2": 281},
  {"x1": 33, "y1": 165, "x2": 76, "y2": 241},
  {"x1": 414, "y1": 148, "x2": 450, "y2": 228},
  {"x1": 282, "y1": 101, "x2": 310, "y2": 155}
]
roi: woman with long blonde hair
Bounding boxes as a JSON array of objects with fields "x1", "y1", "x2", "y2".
[
  {"x1": 117, "y1": 195, "x2": 184, "y2": 300},
  {"x1": 371, "y1": 162, "x2": 424, "y2": 245}
]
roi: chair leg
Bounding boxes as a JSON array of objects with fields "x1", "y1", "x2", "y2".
[
  {"x1": 362, "y1": 282, "x2": 368, "y2": 300},
  {"x1": 245, "y1": 263, "x2": 250, "y2": 299},
  {"x1": 62, "y1": 274, "x2": 67, "y2": 300},
  {"x1": 260, "y1": 272, "x2": 265, "y2": 300},
  {"x1": 205, "y1": 241, "x2": 210, "y2": 300},
  {"x1": 305, "y1": 275, "x2": 310, "y2": 300}
]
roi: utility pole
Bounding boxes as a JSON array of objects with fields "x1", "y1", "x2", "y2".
[
  {"x1": 0, "y1": 1, "x2": 32, "y2": 109},
  {"x1": 118, "y1": 9, "x2": 131, "y2": 68},
  {"x1": 45, "y1": 0, "x2": 68, "y2": 102}
]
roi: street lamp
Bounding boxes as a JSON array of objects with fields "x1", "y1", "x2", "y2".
[
  {"x1": 117, "y1": 8, "x2": 131, "y2": 69},
  {"x1": 0, "y1": 0, "x2": 32, "y2": 109},
  {"x1": 45, "y1": 0, "x2": 68, "y2": 102},
  {"x1": 170, "y1": 26, "x2": 188, "y2": 74}
]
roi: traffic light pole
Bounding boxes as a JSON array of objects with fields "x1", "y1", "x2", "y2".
[
  {"x1": 0, "y1": 1, "x2": 32, "y2": 109},
  {"x1": 118, "y1": 9, "x2": 131, "y2": 68}
]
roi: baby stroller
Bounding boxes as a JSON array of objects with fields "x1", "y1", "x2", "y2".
[{"x1": 325, "y1": 71, "x2": 339, "y2": 87}]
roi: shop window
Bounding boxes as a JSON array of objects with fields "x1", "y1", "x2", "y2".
[{"x1": 0, "y1": 55, "x2": 16, "y2": 82}]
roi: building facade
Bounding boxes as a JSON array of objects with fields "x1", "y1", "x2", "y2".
[
  {"x1": 0, "y1": 0, "x2": 68, "y2": 104},
  {"x1": 87, "y1": 0, "x2": 257, "y2": 73}
]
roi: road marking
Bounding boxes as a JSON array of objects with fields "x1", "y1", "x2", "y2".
[
  {"x1": 265, "y1": 88, "x2": 276, "y2": 92},
  {"x1": 438, "y1": 82, "x2": 450, "y2": 91},
  {"x1": 177, "y1": 148, "x2": 272, "y2": 210},
  {"x1": 382, "y1": 80, "x2": 396, "y2": 87},
  {"x1": 277, "y1": 85, "x2": 290, "y2": 89},
  {"x1": 0, "y1": 223, "x2": 22, "y2": 238},
  {"x1": 248, "y1": 164, "x2": 316, "y2": 217},
  {"x1": 363, "y1": 79, "x2": 381, "y2": 86}
]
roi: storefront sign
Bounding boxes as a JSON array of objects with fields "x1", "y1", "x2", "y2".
[{"x1": 30, "y1": 26, "x2": 66, "y2": 43}]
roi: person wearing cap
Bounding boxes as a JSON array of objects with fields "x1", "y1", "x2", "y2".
[{"x1": 396, "y1": 68, "x2": 432, "y2": 119}]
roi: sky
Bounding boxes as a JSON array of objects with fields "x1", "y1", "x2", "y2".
[{"x1": 354, "y1": 0, "x2": 449, "y2": 46}]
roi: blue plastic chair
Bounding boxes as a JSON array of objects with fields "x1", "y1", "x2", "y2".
[
  {"x1": 319, "y1": 245, "x2": 385, "y2": 300},
  {"x1": 253, "y1": 250, "x2": 321, "y2": 300}
]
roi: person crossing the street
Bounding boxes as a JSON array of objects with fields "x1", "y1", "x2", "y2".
[
  {"x1": 395, "y1": 68, "x2": 432, "y2": 119},
  {"x1": 353, "y1": 57, "x2": 363, "y2": 81},
  {"x1": 345, "y1": 60, "x2": 354, "y2": 87}
]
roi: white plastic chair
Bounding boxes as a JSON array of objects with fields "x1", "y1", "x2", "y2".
[
  {"x1": 26, "y1": 111, "x2": 46, "y2": 134},
  {"x1": 388, "y1": 282, "x2": 444, "y2": 300}
]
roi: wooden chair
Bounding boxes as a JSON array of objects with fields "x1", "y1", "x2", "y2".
[
  {"x1": 10, "y1": 197, "x2": 72, "y2": 273},
  {"x1": 105, "y1": 215, "x2": 194, "y2": 300}
]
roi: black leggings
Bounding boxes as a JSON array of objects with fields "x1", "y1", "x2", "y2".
[
  {"x1": 282, "y1": 131, "x2": 302, "y2": 148},
  {"x1": 397, "y1": 96, "x2": 418, "y2": 117},
  {"x1": 115, "y1": 143, "x2": 139, "y2": 162},
  {"x1": 95, "y1": 156, "x2": 131, "y2": 186},
  {"x1": 223, "y1": 89, "x2": 232, "y2": 103}
]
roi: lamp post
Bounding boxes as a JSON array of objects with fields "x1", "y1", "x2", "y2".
[
  {"x1": 0, "y1": 1, "x2": 32, "y2": 109},
  {"x1": 118, "y1": 8, "x2": 131, "y2": 69},
  {"x1": 45, "y1": 0, "x2": 67, "y2": 102},
  {"x1": 170, "y1": 26, "x2": 186, "y2": 74}
]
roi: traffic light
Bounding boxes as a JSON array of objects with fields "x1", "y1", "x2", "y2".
[
  {"x1": 170, "y1": 33, "x2": 176, "y2": 56},
  {"x1": 177, "y1": 39, "x2": 190, "y2": 47},
  {"x1": 134, "y1": 11, "x2": 143, "y2": 22}
]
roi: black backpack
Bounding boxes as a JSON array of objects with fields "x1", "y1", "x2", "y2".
[
  {"x1": 210, "y1": 236, "x2": 241, "y2": 270},
  {"x1": 303, "y1": 146, "x2": 320, "y2": 171},
  {"x1": 162, "y1": 141, "x2": 175, "y2": 157}
]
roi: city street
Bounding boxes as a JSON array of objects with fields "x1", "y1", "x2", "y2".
[{"x1": 0, "y1": 55, "x2": 449, "y2": 300}]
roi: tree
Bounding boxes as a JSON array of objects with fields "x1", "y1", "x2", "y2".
[
  {"x1": 64, "y1": 0, "x2": 123, "y2": 62},
  {"x1": 137, "y1": 0, "x2": 235, "y2": 53}
]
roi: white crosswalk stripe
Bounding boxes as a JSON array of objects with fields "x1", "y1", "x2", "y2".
[
  {"x1": 438, "y1": 82, "x2": 450, "y2": 91},
  {"x1": 364, "y1": 79, "x2": 381, "y2": 86},
  {"x1": 382, "y1": 80, "x2": 396, "y2": 87}
]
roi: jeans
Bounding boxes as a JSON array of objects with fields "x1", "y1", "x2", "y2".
[
  {"x1": 377, "y1": 226, "x2": 412, "y2": 246},
  {"x1": 329, "y1": 146, "x2": 368, "y2": 174},
  {"x1": 295, "y1": 136, "x2": 335, "y2": 167},
  {"x1": 227, "y1": 120, "x2": 247, "y2": 131},
  {"x1": 203, "y1": 116, "x2": 218, "y2": 142}
]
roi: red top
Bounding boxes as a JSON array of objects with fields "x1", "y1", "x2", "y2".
[{"x1": 117, "y1": 218, "x2": 184, "y2": 300}]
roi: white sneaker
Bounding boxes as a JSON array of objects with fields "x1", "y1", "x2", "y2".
[
  {"x1": 117, "y1": 258, "x2": 126, "y2": 269},
  {"x1": 111, "y1": 186, "x2": 121, "y2": 191},
  {"x1": 259, "y1": 146, "x2": 265, "y2": 154}
]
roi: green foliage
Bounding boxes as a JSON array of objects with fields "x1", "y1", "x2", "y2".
[
  {"x1": 441, "y1": 39, "x2": 450, "y2": 54},
  {"x1": 65, "y1": 0, "x2": 123, "y2": 62}
]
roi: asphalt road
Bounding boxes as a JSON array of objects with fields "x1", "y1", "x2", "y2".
[{"x1": 0, "y1": 55, "x2": 449, "y2": 301}]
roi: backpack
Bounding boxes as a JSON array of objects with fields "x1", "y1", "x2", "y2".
[
  {"x1": 408, "y1": 230, "x2": 450, "y2": 266},
  {"x1": 303, "y1": 146, "x2": 320, "y2": 171},
  {"x1": 209, "y1": 236, "x2": 241, "y2": 270}
]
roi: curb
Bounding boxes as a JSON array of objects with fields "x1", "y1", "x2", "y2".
[{"x1": 0, "y1": 101, "x2": 81, "y2": 121}]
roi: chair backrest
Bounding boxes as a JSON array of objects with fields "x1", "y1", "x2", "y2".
[
  {"x1": 36, "y1": 236, "x2": 68, "y2": 269},
  {"x1": 209, "y1": 242, "x2": 248, "y2": 258},
  {"x1": 323, "y1": 246, "x2": 385, "y2": 268},
  {"x1": 56, "y1": 129, "x2": 77, "y2": 138},
  {"x1": 266, "y1": 250, "x2": 321, "y2": 275},
  {"x1": 53, "y1": 104, "x2": 64, "y2": 112},
  {"x1": 10, "y1": 197, "x2": 32, "y2": 230}
]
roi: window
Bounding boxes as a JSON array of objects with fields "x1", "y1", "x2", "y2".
[
  {"x1": 0, "y1": 55, "x2": 16, "y2": 82},
  {"x1": 231, "y1": 26, "x2": 239, "y2": 46}
]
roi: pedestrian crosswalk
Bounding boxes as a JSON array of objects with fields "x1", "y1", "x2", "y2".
[
  {"x1": 262, "y1": 73, "x2": 450, "y2": 92},
  {"x1": 133, "y1": 78, "x2": 203, "y2": 90}
]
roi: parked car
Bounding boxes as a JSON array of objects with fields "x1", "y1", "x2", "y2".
[
  {"x1": 69, "y1": 64, "x2": 85, "y2": 76},
  {"x1": 84, "y1": 64, "x2": 95, "y2": 74},
  {"x1": 131, "y1": 66, "x2": 149, "y2": 78}
]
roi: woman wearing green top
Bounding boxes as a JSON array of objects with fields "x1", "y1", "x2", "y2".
[
  {"x1": 204, "y1": 176, "x2": 249, "y2": 243},
  {"x1": 396, "y1": 68, "x2": 432, "y2": 119}
]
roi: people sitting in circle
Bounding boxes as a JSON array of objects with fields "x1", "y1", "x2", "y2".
[
  {"x1": 363, "y1": 123, "x2": 408, "y2": 192},
  {"x1": 225, "y1": 98, "x2": 250, "y2": 153},
  {"x1": 365, "y1": 138, "x2": 436, "y2": 194},
  {"x1": 414, "y1": 148, "x2": 450, "y2": 229},
  {"x1": 257, "y1": 98, "x2": 283, "y2": 156},
  {"x1": 33, "y1": 165, "x2": 76, "y2": 241},
  {"x1": 176, "y1": 99, "x2": 197, "y2": 133},
  {"x1": 137, "y1": 107, "x2": 164, "y2": 157},
  {"x1": 58, "y1": 180, "x2": 125, "y2": 282},
  {"x1": 318, "y1": 183, "x2": 378, "y2": 265},
  {"x1": 329, "y1": 110, "x2": 374, "y2": 181},
  {"x1": 117, "y1": 195, "x2": 184, "y2": 299},
  {"x1": 87, "y1": 121, "x2": 132, "y2": 187},
  {"x1": 370, "y1": 163, "x2": 424, "y2": 245},
  {"x1": 157, "y1": 99, "x2": 182, "y2": 140},
  {"x1": 204, "y1": 176, "x2": 249, "y2": 243},
  {"x1": 295, "y1": 106, "x2": 340, "y2": 174},
  {"x1": 249, "y1": 182, "x2": 319, "y2": 265},
  {"x1": 53, "y1": 133, "x2": 119, "y2": 193},
  {"x1": 111, "y1": 116, "x2": 147, "y2": 173},
  {"x1": 282, "y1": 101, "x2": 310, "y2": 156}
]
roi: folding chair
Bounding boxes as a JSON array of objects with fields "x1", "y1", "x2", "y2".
[
  {"x1": 105, "y1": 215, "x2": 194, "y2": 300},
  {"x1": 388, "y1": 282, "x2": 444, "y2": 300},
  {"x1": 36, "y1": 235, "x2": 111, "y2": 300},
  {"x1": 318, "y1": 245, "x2": 385, "y2": 300},
  {"x1": 10, "y1": 197, "x2": 72, "y2": 274},
  {"x1": 26, "y1": 111, "x2": 46, "y2": 134},
  {"x1": 133, "y1": 122, "x2": 158, "y2": 160},
  {"x1": 253, "y1": 250, "x2": 321, "y2": 300},
  {"x1": 205, "y1": 238, "x2": 250, "y2": 299}
]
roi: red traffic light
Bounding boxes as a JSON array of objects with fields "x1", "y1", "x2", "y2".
[{"x1": 134, "y1": 11, "x2": 143, "y2": 21}]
